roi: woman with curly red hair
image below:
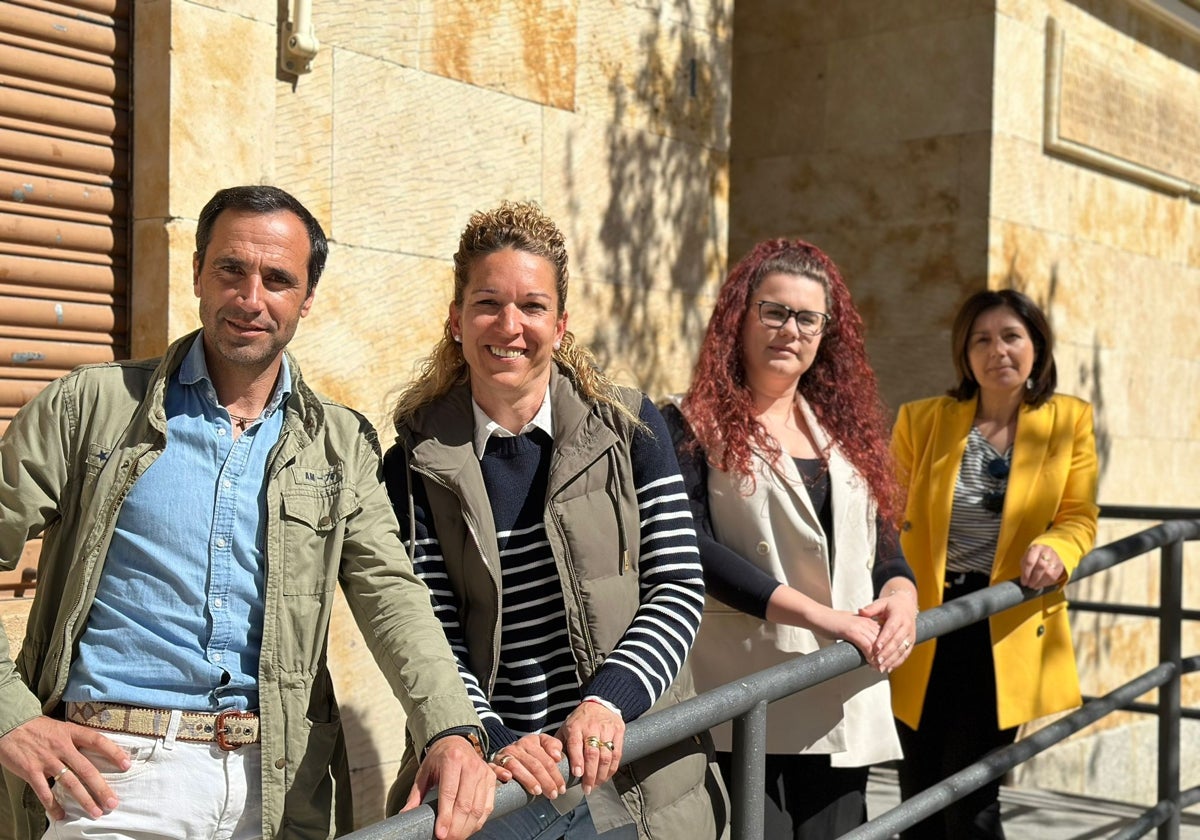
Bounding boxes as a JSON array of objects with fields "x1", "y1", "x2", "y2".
[{"x1": 661, "y1": 239, "x2": 917, "y2": 838}]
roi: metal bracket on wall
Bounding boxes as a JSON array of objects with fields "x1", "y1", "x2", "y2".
[{"x1": 281, "y1": 0, "x2": 320, "y2": 76}]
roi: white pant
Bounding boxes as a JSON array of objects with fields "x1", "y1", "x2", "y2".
[{"x1": 46, "y1": 712, "x2": 262, "y2": 840}]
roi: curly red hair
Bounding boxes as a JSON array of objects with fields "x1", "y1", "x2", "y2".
[{"x1": 682, "y1": 239, "x2": 902, "y2": 524}]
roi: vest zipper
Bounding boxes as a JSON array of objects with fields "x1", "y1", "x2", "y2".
[{"x1": 606, "y1": 449, "x2": 630, "y2": 574}]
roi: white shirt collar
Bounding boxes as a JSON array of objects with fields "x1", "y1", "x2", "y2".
[{"x1": 471, "y1": 395, "x2": 554, "y2": 460}]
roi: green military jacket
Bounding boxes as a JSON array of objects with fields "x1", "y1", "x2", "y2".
[{"x1": 0, "y1": 331, "x2": 482, "y2": 839}]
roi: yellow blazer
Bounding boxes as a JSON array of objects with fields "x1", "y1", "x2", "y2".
[{"x1": 889, "y1": 393, "x2": 1099, "y2": 730}]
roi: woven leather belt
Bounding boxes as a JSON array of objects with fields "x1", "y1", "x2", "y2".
[{"x1": 66, "y1": 702, "x2": 260, "y2": 751}]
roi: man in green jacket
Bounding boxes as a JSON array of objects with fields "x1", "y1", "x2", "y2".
[{"x1": 0, "y1": 185, "x2": 494, "y2": 839}]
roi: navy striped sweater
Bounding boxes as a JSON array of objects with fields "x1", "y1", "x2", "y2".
[{"x1": 394, "y1": 396, "x2": 704, "y2": 752}]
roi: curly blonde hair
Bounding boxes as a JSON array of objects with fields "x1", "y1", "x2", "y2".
[{"x1": 392, "y1": 201, "x2": 642, "y2": 430}]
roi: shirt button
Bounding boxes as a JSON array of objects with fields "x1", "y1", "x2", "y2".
[
  {"x1": 756, "y1": 541, "x2": 770, "y2": 556},
  {"x1": 224, "y1": 480, "x2": 232, "y2": 489},
  {"x1": 213, "y1": 653, "x2": 223, "y2": 662},
  {"x1": 217, "y1": 428, "x2": 227, "y2": 437},
  {"x1": 319, "y1": 516, "x2": 331, "y2": 528},
  {"x1": 275, "y1": 758, "x2": 287, "y2": 769},
  {"x1": 214, "y1": 597, "x2": 223, "y2": 608}
]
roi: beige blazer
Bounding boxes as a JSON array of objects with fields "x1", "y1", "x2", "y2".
[{"x1": 688, "y1": 397, "x2": 902, "y2": 766}]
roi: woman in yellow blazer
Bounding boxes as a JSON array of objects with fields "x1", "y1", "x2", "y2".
[{"x1": 890, "y1": 289, "x2": 1099, "y2": 840}]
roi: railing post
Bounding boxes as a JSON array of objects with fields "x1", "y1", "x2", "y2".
[
  {"x1": 1158, "y1": 538, "x2": 1183, "y2": 840},
  {"x1": 730, "y1": 699, "x2": 768, "y2": 840}
]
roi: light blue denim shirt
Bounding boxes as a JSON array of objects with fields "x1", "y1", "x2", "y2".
[{"x1": 65, "y1": 337, "x2": 290, "y2": 712}]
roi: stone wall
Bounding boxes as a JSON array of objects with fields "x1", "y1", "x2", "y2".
[
  {"x1": 4, "y1": 0, "x2": 1197, "y2": 826},
  {"x1": 728, "y1": 1, "x2": 997, "y2": 408}
]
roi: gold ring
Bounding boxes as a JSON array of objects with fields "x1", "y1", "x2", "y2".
[
  {"x1": 901, "y1": 639, "x2": 911, "y2": 650},
  {"x1": 602, "y1": 740, "x2": 615, "y2": 751},
  {"x1": 494, "y1": 753, "x2": 514, "y2": 768},
  {"x1": 53, "y1": 767, "x2": 69, "y2": 782},
  {"x1": 585, "y1": 735, "x2": 603, "y2": 749}
]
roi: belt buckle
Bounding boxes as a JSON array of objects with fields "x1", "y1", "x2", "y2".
[{"x1": 215, "y1": 709, "x2": 255, "y2": 751}]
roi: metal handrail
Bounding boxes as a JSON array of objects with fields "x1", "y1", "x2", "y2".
[{"x1": 345, "y1": 511, "x2": 1200, "y2": 840}]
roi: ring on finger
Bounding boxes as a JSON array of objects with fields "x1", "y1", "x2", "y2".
[
  {"x1": 52, "y1": 766, "x2": 70, "y2": 782},
  {"x1": 901, "y1": 639, "x2": 911, "y2": 650},
  {"x1": 585, "y1": 735, "x2": 616, "y2": 751},
  {"x1": 494, "y1": 752, "x2": 514, "y2": 768}
]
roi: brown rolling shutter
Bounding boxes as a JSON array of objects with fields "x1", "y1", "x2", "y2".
[
  {"x1": 0, "y1": 0, "x2": 130, "y2": 597},
  {"x1": 0, "y1": 0, "x2": 131, "y2": 437}
]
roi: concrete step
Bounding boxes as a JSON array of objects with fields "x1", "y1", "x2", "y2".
[{"x1": 866, "y1": 765, "x2": 1200, "y2": 839}]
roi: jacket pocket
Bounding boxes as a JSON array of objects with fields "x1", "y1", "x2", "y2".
[
  {"x1": 278, "y1": 671, "x2": 347, "y2": 839},
  {"x1": 279, "y1": 488, "x2": 359, "y2": 595}
]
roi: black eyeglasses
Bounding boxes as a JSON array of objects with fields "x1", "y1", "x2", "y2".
[
  {"x1": 756, "y1": 300, "x2": 832, "y2": 337},
  {"x1": 981, "y1": 456, "x2": 1010, "y2": 515}
]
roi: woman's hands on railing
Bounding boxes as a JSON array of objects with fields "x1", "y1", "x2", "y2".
[
  {"x1": 488, "y1": 732, "x2": 567, "y2": 800},
  {"x1": 859, "y1": 577, "x2": 919, "y2": 673},
  {"x1": 1020, "y1": 543, "x2": 1067, "y2": 589},
  {"x1": 557, "y1": 700, "x2": 626, "y2": 795}
]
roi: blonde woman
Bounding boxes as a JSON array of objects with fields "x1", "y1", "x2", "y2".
[{"x1": 383, "y1": 202, "x2": 726, "y2": 839}]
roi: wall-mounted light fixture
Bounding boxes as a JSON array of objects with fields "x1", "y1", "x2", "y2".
[{"x1": 281, "y1": 0, "x2": 319, "y2": 76}]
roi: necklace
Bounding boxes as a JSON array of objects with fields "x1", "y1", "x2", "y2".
[{"x1": 227, "y1": 411, "x2": 259, "y2": 430}]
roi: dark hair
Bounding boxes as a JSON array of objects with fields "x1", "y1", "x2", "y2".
[
  {"x1": 682, "y1": 238, "x2": 902, "y2": 525},
  {"x1": 948, "y1": 289, "x2": 1056, "y2": 407},
  {"x1": 195, "y1": 185, "x2": 328, "y2": 295}
]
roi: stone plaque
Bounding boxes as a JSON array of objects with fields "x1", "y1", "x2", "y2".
[{"x1": 1045, "y1": 17, "x2": 1200, "y2": 200}]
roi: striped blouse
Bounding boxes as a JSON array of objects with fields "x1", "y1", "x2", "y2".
[{"x1": 945, "y1": 426, "x2": 1011, "y2": 576}]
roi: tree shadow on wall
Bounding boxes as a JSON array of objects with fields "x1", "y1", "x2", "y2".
[
  {"x1": 340, "y1": 703, "x2": 387, "y2": 829},
  {"x1": 1009, "y1": 261, "x2": 1132, "y2": 701},
  {"x1": 1006, "y1": 260, "x2": 1111, "y2": 478},
  {"x1": 564, "y1": 2, "x2": 732, "y2": 397}
]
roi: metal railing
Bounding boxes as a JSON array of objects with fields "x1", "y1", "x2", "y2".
[{"x1": 346, "y1": 509, "x2": 1199, "y2": 840}]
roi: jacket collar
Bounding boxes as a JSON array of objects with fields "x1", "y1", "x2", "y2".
[
  {"x1": 753, "y1": 395, "x2": 868, "y2": 540},
  {"x1": 146, "y1": 330, "x2": 323, "y2": 440},
  {"x1": 404, "y1": 366, "x2": 621, "y2": 493}
]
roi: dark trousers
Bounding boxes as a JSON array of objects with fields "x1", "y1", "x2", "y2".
[
  {"x1": 716, "y1": 751, "x2": 868, "y2": 840},
  {"x1": 896, "y1": 572, "x2": 1019, "y2": 840}
]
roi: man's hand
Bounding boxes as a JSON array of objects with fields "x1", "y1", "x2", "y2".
[
  {"x1": 0, "y1": 716, "x2": 130, "y2": 820},
  {"x1": 401, "y1": 734, "x2": 494, "y2": 840}
]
